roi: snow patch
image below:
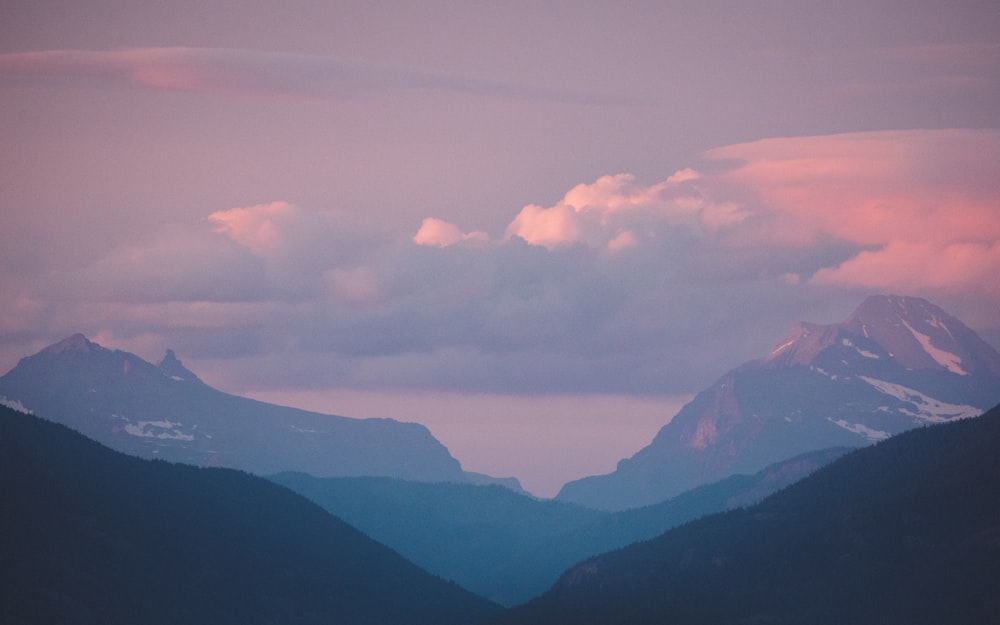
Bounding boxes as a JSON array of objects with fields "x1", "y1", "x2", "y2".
[
  {"x1": 901, "y1": 319, "x2": 968, "y2": 375},
  {"x1": 842, "y1": 338, "x2": 879, "y2": 359},
  {"x1": 859, "y1": 376, "x2": 981, "y2": 422},
  {"x1": 811, "y1": 366, "x2": 838, "y2": 380},
  {"x1": 827, "y1": 418, "x2": 890, "y2": 441},
  {"x1": 0, "y1": 395, "x2": 32, "y2": 414},
  {"x1": 926, "y1": 315, "x2": 955, "y2": 340},
  {"x1": 117, "y1": 416, "x2": 195, "y2": 441}
]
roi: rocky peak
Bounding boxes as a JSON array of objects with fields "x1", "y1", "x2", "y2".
[
  {"x1": 844, "y1": 294, "x2": 993, "y2": 375},
  {"x1": 40, "y1": 333, "x2": 97, "y2": 355},
  {"x1": 158, "y1": 349, "x2": 203, "y2": 384},
  {"x1": 758, "y1": 321, "x2": 844, "y2": 369},
  {"x1": 757, "y1": 295, "x2": 998, "y2": 377}
]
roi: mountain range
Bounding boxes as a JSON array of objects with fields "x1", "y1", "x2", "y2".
[
  {"x1": 271, "y1": 445, "x2": 848, "y2": 606},
  {"x1": 0, "y1": 404, "x2": 501, "y2": 625},
  {"x1": 496, "y1": 402, "x2": 1000, "y2": 625},
  {"x1": 557, "y1": 294, "x2": 1000, "y2": 510},
  {"x1": 0, "y1": 333, "x2": 519, "y2": 489},
  {"x1": 3, "y1": 293, "x2": 999, "y2": 620}
]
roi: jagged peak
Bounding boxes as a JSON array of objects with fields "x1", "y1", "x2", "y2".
[
  {"x1": 756, "y1": 294, "x2": 999, "y2": 377},
  {"x1": 157, "y1": 348, "x2": 203, "y2": 384},
  {"x1": 758, "y1": 321, "x2": 844, "y2": 368}
]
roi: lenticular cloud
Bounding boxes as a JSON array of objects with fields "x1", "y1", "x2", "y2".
[{"x1": 479, "y1": 128, "x2": 1000, "y2": 299}]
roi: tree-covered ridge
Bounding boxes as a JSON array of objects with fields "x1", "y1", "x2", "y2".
[
  {"x1": 270, "y1": 446, "x2": 848, "y2": 606},
  {"x1": 496, "y1": 403, "x2": 1000, "y2": 625},
  {"x1": 0, "y1": 405, "x2": 501, "y2": 625}
]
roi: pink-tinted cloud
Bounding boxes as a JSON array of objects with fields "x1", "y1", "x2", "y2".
[
  {"x1": 209, "y1": 201, "x2": 298, "y2": 255},
  {"x1": 503, "y1": 172, "x2": 717, "y2": 250},
  {"x1": 0, "y1": 47, "x2": 635, "y2": 104},
  {"x1": 505, "y1": 203, "x2": 585, "y2": 248},
  {"x1": 499, "y1": 129, "x2": 1000, "y2": 301},
  {"x1": 413, "y1": 218, "x2": 488, "y2": 248},
  {"x1": 702, "y1": 129, "x2": 1000, "y2": 295},
  {"x1": 812, "y1": 240, "x2": 1000, "y2": 297}
]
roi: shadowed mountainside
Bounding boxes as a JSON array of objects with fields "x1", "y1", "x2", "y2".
[
  {"x1": 495, "y1": 403, "x2": 1000, "y2": 625},
  {"x1": 0, "y1": 405, "x2": 501, "y2": 625},
  {"x1": 0, "y1": 334, "x2": 520, "y2": 488},
  {"x1": 270, "y1": 446, "x2": 848, "y2": 606}
]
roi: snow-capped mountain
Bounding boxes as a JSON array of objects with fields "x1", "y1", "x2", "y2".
[
  {"x1": 0, "y1": 334, "x2": 497, "y2": 485},
  {"x1": 557, "y1": 295, "x2": 1000, "y2": 511}
]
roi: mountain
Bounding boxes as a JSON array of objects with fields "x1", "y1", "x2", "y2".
[
  {"x1": 0, "y1": 405, "x2": 502, "y2": 625},
  {"x1": 557, "y1": 295, "x2": 1000, "y2": 510},
  {"x1": 270, "y1": 446, "x2": 847, "y2": 606},
  {"x1": 496, "y1": 403, "x2": 1000, "y2": 625},
  {"x1": 270, "y1": 474, "x2": 603, "y2": 606},
  {"x1": 0, "y1": 334, "x2": 518, "y2": 487}
]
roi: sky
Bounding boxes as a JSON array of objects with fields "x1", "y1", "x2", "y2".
[{"x1": 2, "y1": 1, "x2": 999, "y2": 496}]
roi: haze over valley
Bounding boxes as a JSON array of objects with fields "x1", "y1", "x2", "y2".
[{"x1": 3, "y1": 1, "x2": 1000, "y2": 622}]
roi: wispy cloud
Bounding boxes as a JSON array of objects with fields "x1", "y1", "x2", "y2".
[{"x1": 0, "y1": 47, "x2": 641, "y2": 105}]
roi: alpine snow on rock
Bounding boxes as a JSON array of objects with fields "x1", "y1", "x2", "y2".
[
  {"x1": 557, "y1": 295, "x2": 1000, "y2": 511},
  {"x1": 0, "y1": 334, "x2": 485, "y2": 484}
]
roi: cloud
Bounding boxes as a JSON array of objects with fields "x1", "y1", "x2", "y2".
[
  {"x1": 0, "y1": 47, "x2": 638, "y2": 105},
  {"x1": 208, "y1": 201, "x2": 302, "y2": 256},
  {"x1": 413, "y1": 218, "x2": 488, "y2": 247},
  {"x1": 3, "y1": 130, "x2": 998, "y2": 400},
  {"x1": 702, "y1": 129, "x2": 1000, "y2": 293},
  {"x1": 812, "y1": 240, "x2": 1000, "y2": 297},
  {"x1": 324, "y1": 267, "x2": 381, "y2": 305},
  {"x1": 504, "y1": 172, "x2": 722, "y2": 250},
  {"x1": 498, "y1": 129, "x2": 1000, "y2": 302}
]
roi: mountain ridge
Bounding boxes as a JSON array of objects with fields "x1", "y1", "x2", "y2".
[
  {"x1": 0, "y1": 334, "x2": 520, "y2": 489},
  {"x1": 496, "y1": 402, "x2": 1000, "y2": 625},
  {"x1": 557, "y1": 294, "x2": 1000, "y2": 510},
  {"x1": 0, "y1": 404, "x2": 501, "y2": 625},
  {"x1": 269, "y1": 445, "x2": 848, "y2": 606}
]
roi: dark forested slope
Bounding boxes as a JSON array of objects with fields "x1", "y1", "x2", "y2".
[
  {"x1": 0, "y1": 406, "x2": 501, "y2": 625},
  {"x1": 270, "y1": 446, "x2": 847, "y2": 606},
  {"x1": 498, "y1": 404, "x2": 1000, "y2": 625}
]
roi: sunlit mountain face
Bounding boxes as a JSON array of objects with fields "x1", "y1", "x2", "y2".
[{"x1": 558, "y1": 295, "x2": 1000, "y2": 511}]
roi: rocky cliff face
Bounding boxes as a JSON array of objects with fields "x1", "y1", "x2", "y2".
[{"x1": 557, "y1": 295, "x2": 1000, "y2": 511}]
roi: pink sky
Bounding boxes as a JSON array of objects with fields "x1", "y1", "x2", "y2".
[{"x1": 2, "y1": 1, "x2": 999, "y2": 496}]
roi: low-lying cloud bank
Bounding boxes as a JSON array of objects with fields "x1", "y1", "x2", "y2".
[{"x1": 2, "y1": 129, "x2": 998, "y2": 397}]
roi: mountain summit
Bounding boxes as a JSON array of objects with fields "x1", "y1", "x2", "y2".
[
  {"x1": 557, "y1": 295, "x2": 1000, "y2": 510},
  {"x1": 762, "y1": 295, "x2": 1000, "y2": 377},
  {"x1": 0, "y1": 335, "x2": 501, "y2": 485}
]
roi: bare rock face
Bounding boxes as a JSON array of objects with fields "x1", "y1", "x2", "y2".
[{"x1": 557, "y1": 295, "x2": 1000, "y2": 511}]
